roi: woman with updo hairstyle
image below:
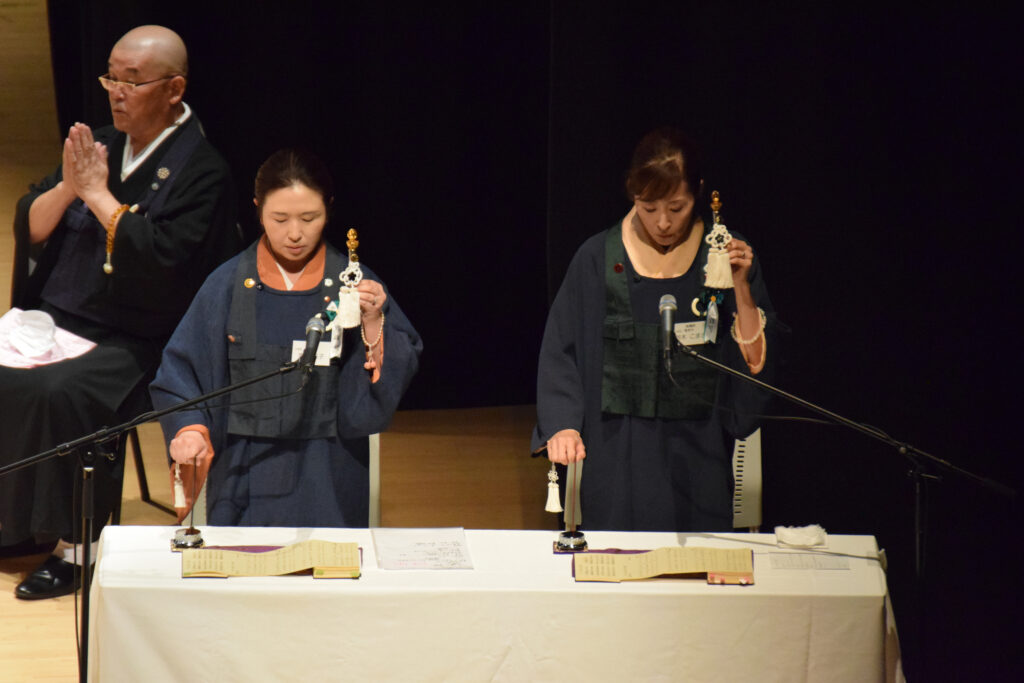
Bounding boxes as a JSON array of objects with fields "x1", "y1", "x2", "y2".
[
  {"x1": 150, "y1": 148, "x2": 422, "y2": 527},
  {"x1": 532, "y1": 127, "x2": 779, "y2": 532}
]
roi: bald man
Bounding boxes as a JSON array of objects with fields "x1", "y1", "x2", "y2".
[{"x1": 1, "y1": 26, "x2": 240, "y2": 599}]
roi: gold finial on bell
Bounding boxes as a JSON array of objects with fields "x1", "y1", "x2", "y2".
[
  {"x1": 346, "y1": 228, "x2": 360, "y2": 262},
  {"x1": 545, "y1": 464, "x2": 563, "y2": 513}
]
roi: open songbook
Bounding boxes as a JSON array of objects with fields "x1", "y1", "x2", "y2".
[
  {"x1": 573, "y1": 546, "x2": 754, "y2": 585},
  {"x1": 181, "y1": 540, "x2": 361, "y2": 579}
]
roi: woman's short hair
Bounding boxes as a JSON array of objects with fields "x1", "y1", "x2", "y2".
[
  {"x1": 625, "y1": 127, "x2": 703, "y2": 202},
  {"x1": 254, "y1": 148, "x2": 335, "y2": 209}
]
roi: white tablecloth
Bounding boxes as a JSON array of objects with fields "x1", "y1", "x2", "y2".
[{"x1": 88, "y1": 526, "x2": 902, "y2": 682}]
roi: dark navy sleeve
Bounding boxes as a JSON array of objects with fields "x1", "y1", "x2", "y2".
[
  {"x1": 333, "y1": 266, "x2": 423, "y2": 438},
  {"x1": 531, "y1": 237, "x2": 603, "y2": 451},
  {"x1": 149, "y1": 257, "x2": 238, "y2": 454},
  {"x1": 716, "y1": 234, "x2": 787, "y2": 439}
]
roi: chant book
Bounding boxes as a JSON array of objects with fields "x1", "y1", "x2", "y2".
[
  {"x1": 573, "y1": 546, "x2": 753, "y2": 585},
  {"x1": 181, "y1": 540, "x2": 361, "y2": 579}
]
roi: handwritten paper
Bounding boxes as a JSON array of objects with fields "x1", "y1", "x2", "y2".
[
  {"x1": 371, "y1": 527, "x2": 473, "y2": 569},
  {"x1": 573, "y1": 547, "x2": 754, "y2": 584}
]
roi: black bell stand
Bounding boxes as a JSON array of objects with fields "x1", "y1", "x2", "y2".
[{"x1": 0, "y1": 359, "x2": 309, "y2": 683}]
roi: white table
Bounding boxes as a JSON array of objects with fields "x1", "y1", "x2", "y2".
[{"x1": 88, "y1": 527, "x2": 902, "y2": 682}]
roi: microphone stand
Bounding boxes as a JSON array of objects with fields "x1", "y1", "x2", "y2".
[
  {"x1": 669, "y1": 340, "x2": 1015, "y2": 580},
  {"x1": 0, "y1": 358, "x2": 308, "y2": 683}
]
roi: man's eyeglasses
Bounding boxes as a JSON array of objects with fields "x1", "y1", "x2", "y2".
[{"x1": 98, "y1": 74, "x2": 178, "y2": 93}]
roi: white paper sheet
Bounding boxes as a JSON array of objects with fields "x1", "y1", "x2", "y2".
[{"x1": 371, "y1": 527, "x2": 473, "y2": 569}]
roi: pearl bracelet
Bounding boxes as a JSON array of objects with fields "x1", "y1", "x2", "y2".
[
  {"x1": 360, "y1": 311, "x2": 385, "y2": 349},
  {"x1": 730, "y1": 307, "x2": 766, "y2": 345}
]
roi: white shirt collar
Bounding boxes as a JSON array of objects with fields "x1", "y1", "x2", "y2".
[
  {"x1": 120, "y1": 102, "x2": 192, "y2": 181},
  {"x1": 274, "y1": 259, "x2": 307, "y2": 291}
]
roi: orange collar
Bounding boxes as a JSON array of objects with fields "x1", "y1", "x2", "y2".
[{"x1": 256, "y1": 236, "x2": 327, "y2": 290}]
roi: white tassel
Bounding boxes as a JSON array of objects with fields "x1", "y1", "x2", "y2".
[
  {"x1": 173, "y1": 464, "x2": 186, "y2": 509},
  {"x1": 704, "y1": 249, "x2": 734, "y2": 289},
  {"x1": 545, "y1": 464, "x2": 563, "y2": 513},
  {"x1": 703, "y1": 220, "x2": 735, "y2": 290}
]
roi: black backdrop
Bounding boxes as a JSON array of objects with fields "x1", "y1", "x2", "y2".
[{"x1": 45, "y1": 2, "x2": 1021, "y2": 679}]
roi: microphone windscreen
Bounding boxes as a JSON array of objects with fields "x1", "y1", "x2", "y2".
[
  {"x1": 306, "y1": 316, "x2": 326, "y2": 335},
  {"x1": 658, "y1": 294, "x2": 678, "y2": 314}
]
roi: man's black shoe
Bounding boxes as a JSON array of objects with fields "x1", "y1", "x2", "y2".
[{"x1": 14, "y1": 555, "x2": 81, "y2": 600}]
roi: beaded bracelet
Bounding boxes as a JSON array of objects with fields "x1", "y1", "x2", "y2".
[
  {"x1": 360, "y1": 311, "x2": 385, "y2": 349},
  {"x1": 103, "y1": 204, "x2": 130, "y2": 274},
  {"x1": 749, "y1": 333, "x2": 767, "y2": 373},
  {"x1": 730, "y1": 307, "x2": 766, "y2": 345}
]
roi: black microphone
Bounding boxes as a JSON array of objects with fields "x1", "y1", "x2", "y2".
[
  {"x1": 659, "y1": 294, "x2": 677, "y2": 370},
  {"x1": 299, "y1": 315, "x2": 326, "y2": 371}
]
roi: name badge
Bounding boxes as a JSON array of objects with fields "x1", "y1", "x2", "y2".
[
  {"x1": 291, "y1": 335, "x2": 336, "y2": 367},
  {"x1": 674, "y1": 321, "x2": 707, "y2": 347}
]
